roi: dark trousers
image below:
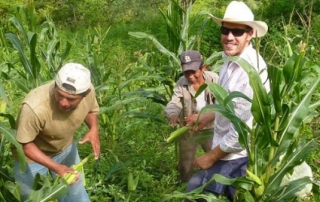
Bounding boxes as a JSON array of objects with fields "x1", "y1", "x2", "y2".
[{"x1": 185, "y1": 157, "x2": 248, "y2": 201}]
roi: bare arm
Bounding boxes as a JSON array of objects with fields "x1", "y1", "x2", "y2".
[
  {"x1": 22, "y1": 142, "x2": 76, "y2": 177},
  {"x1": 194, "y1": 145, "x2": 228, "y2": 169},
  {"x1": 79, "y1": 113, "x2": 100, "y2": 159},
  {"x1": 185, "y1": 112, "x2": 215, "y2": 131}
]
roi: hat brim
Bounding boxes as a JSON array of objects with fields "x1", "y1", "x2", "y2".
[
  {"x1": 211, "y1": 15, "x2": 268, "y2": 38},
  {"x1": 182, "y1": 61, "x2": 202, "y2": 72}
]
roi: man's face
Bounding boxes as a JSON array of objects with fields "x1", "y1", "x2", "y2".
[
  {"x1": 183, "y1": 68, "x2": 204, "y2": 84},
  {"x1": 220, "y1": 22, "x2": 253, "y2": 56},
  {"x1": 54, "y1": 87, "x2": 84, "y2": 112}
]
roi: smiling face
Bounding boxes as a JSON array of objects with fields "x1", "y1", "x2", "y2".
[
  {"x1": 183, "y1": 68, "x2": 204, "y2": 85},
  {"x1": 54, "y1": 87, "x2": 84, "y2": 112},
  {"x1": 221, "y1": 22, "x2": 253, "y2": 56}
]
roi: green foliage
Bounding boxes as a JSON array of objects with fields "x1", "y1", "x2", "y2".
[
  {"x1": 1, "y1": 0, "x2": 320, "y2": 201},
  {"x1": 169, "y1": 44, "x2": 320, "y2": 201},
  {"x1": 129, "y1": 0, "x2": 214, "y2": 103},
  {"x1": 4, "y1": 2, "x2": 71, "y2": 92}
]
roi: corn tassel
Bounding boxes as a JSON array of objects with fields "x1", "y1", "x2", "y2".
[{"x1": 166, "y1": 126, "x2": 189, "y2": 143}]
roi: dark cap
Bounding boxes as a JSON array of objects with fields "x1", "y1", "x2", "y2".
[{"x1": 180, "y1": 50, "x2": 203, "y2": 72}]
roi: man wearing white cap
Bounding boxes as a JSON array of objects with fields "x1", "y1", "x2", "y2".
[
  {"x1": 13, "y1": 63, "x2": 100, "y2": 201},
  {"x1": 185, "y1": 1, "x2": 269, "y2": 201}
]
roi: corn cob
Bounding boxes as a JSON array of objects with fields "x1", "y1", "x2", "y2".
[
  {"x1": 166, "y1": 126, "x2": 189, "y2": 143},
  {"x1": 127, "y1": 172, "x2": 140, "y2": 192},
  {"x1": 63, "y1": 153, "x2": 94, "y2": 185},
  {"x1": 246, "y1": 169, "x2": 264, "y2": 197}
]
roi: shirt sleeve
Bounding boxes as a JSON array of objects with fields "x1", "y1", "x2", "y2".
[
  {"x1": 16, "y1": 104, "x2": 42, "y2": 144},
  {"x1": 163, "y1": 79, "x2": 184, "y2": 118}
]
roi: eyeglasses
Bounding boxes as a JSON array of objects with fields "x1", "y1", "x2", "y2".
[{"x1": 220, "y1": 26, "x2": 251, "y2": 37}]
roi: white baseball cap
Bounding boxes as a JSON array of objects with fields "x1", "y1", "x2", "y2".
[{"x1": 55, "y1": 63, "x2": 91, "y2": 94}]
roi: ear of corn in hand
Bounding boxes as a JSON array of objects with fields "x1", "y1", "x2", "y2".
[
  {"x1": 63, "y1": 153, "x2": 94, "y2": 185},
  {"x1": 166, "y1": 126, "x2": 189, "y2": 143}
]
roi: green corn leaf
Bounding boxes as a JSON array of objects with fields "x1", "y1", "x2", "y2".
[
  {"x1": 28, "y1": 32, "x2": 40, "y2": 82},
  {"x1": 128, "y1": 32, "x2": 180, "y2": 67},
  {"x1": 275, "y1": 76, "x2": 320, "y2": 157},
  {"x1": 226, "y1": 57, "x2": 276, "y2": 148},
  {"x1": 268, "y1": 66, "x2": 282, "y2": 114},
  {"x1": 224, "y1": 91, "x2": 252, "y2": 106},
  {"x1": 227, "y1": 57, "x2": 271, "y2": 126},
  {"x1": 282, "y1": 52, "x2": 306, "y2": 95},
  {"x1": 195, "y1": 83, "x2": 206, "y2": 98},
  {"x1": 266, "y1": 177, "x2": 312, "y2": 202},
  {"x1": 73, "y1": 153, "x2": 94, "y2": 171},
  {"x1": 206, "y1": 83, "x2": 234, "y2": 112},
  {"x1": 0, "y1": 123, "x2": 26, "y2": 172},
  {"x1": 200, "y1": 104, "x2": 251, "y2": 153},
  {"x1": 4, "y1": 181, "x2": 22, "y2": 202},
  {"x1": 0, "y1": 81, "x2": 10, "y2": 107},
  {"x1": 282, "y1": 52, "x2": 297, "y2": 85},
  {"x1": 264, "y1": 139, "x2": 317, "y2": 194},
  {"x1": 9, "y1": 17, "x2": 29, "y2": 45},
  {"x1": 5, "y1": 33, "x2": 34, "y2": 78}
]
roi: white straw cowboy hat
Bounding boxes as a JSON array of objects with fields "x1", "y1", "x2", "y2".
[{"x1": 211, "y1": 1, "x2": 268, "y2": 37}]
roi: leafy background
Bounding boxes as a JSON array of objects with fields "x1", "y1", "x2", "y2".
[{"x1": 0, "y1": 0, "x2": 320, "y2": 201}]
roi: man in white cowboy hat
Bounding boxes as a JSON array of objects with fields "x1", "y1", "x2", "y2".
[{"x1": 184, "y1": 1, "x2": 269, "y2": 201}]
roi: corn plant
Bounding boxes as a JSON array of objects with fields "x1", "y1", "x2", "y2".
[
  {"x1": 4, "y1": 0, "x2": 71, "y2": 93},
  {"x1": 128, "y1": 0, "x2": 212, "y2": 101},
  {"x1": 0, "y1": 53, "x2": 25, "y2": 201},
  {"x1": 0, "y1": 1, "x2": 73, "y2": 201},
  {"x1": 5, "y1": 154, "x2": 94, "y2": 202},
  {"x1": 165, "y1": 41, "x2": 320, "y2": 201}
]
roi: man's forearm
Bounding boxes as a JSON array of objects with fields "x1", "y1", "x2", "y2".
[
  {"x1": 210, "y1": 145, "x2": 229, "y2": 163},
  {"x1": 85, "y1": 113, "x2": 98, "y2": 132},
  {"x1": 22, "y1": 142, "x2": 60, "y2": 173},
  {"x1": 194, "y1": 145, "x2": 229, "y2": 169}
]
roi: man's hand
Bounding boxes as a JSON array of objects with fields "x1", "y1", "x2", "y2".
[
  {"x1": 79, "y1": 129, "x2": 100, "y2": 160},
  {"x1": 22, "y1": 142, "x2": 81, "y2": 183},
  {"x1": 194, "y1": 151, "x2": 215, "y2": 169},
  {"x1": 168, "y1": 114, "x2": 180, "y2": 126},
  {"x1": 184, "y1": 113, "x2": 199, "y2": 128},
  {"x1": 194, "y1": 146, "x2": 229, "y2": 170},
  {"x1": 185, "y1": 112, "x2": 215, "y2": 131},
  {"x1": 82, "y1": 113, "x2": 100, "y2": 159},
  {"x1": 56, "y1": 164, "x2": 80, "y2": 185}
]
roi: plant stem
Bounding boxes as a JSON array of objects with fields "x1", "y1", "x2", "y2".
[{"x1": 266, "y1": 115, "x2": 280, "y2": 182}]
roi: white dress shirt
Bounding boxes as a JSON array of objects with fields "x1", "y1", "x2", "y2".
[{"x1": 212, "y1": 43, "x2": 269, "y2": 160}]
